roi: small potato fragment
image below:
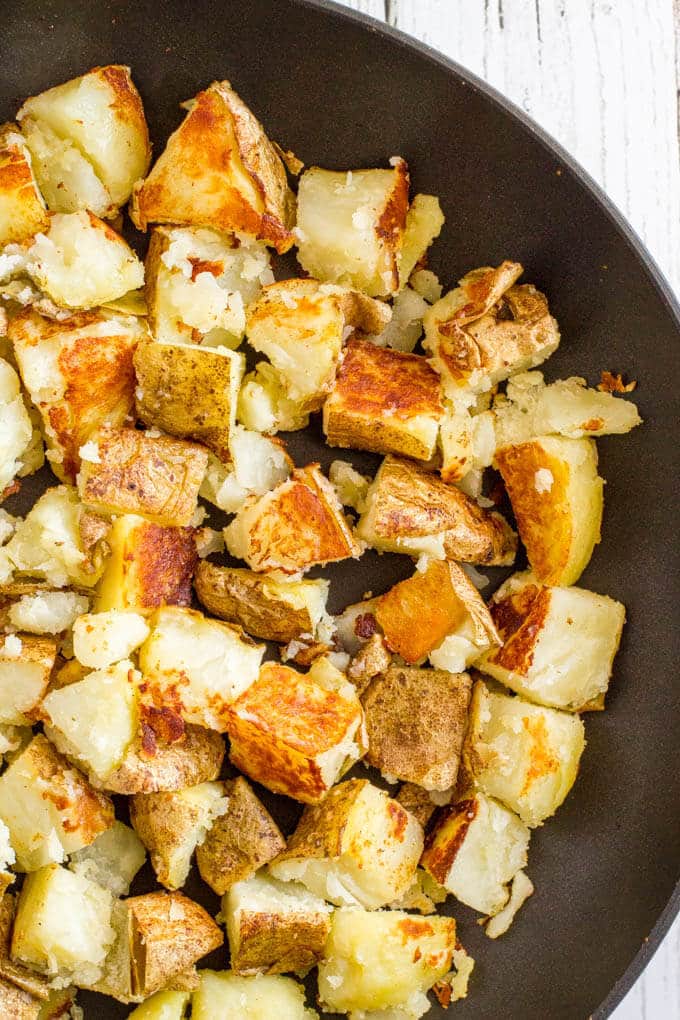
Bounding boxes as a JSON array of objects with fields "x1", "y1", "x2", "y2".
[
  {"x1": 237, "y1": 362, "x2": 310, "y2": 434},
  {"x1": 77, "y1": 427, "x2": 208, "y2": 527},
  {"x1": 495, "y1": 435, "x2": 604, "y2": 586},
  {"x1": 191, "y1": 971, "x2": 318, "y2": 1020},
  {"x1": 225, "y1": 463, "x2": 363, "y2": 575},
  {"x1": 361, "y1": 666, "x2": 471, "y2": 791},
  {"x1": 133, "y1": 340, "x2": 244, "y2": 461},
  {"x1": 127, "y1": 990, "x2": 190, "y2": 1020},
  {"x1": 0, "y1": 357, "x2": 35, "y2": 493},
  {"x1": 131, "y1": 81, "x2": 295, "y2": 252},
  {"x1": 69, "y1": 820, "x2": 146, "y2": 897},
  {"x1": 270, "y1": 778, "x2": 423, "y2": 908},
  {"x1": 224, "y1": 872, "x2": 332, "y2": 975},
  {"x1": 398, "y1": 193, "x2": 445, "y2": 285},
  {"x1": 196, "y1": 775, "x2": 286, "y2": 895},
  {"x1": 357, "y1": 455, "x2": 517, "y2": 566},
  {"x1": 0, "y1": 634, "x2": 56, "y2": 724},
  {"x1": 8, "y1": 589, "x2": 88, "y2": 634},
  {"x1": 97, "y1": 724, "x2": 225, "y2": 796},
  {"x1": 199, "y1": 425, "x2": 292, "y2": 515},
  {"x1": 73, "y1": 610, "x2": 150, "y2": 668},
  {"x1": 421, "y1": 792, "x2": 530, "y2": 916},
  {"x1": 323, "y1": 338, "x2": 444, "y2": 460},
  {"x1": 0, "y1": 123, "x2": 48, "y2": 245}
]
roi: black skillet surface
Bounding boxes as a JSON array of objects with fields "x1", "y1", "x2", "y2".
[{"x1": 2, "y1": 1, "x2": 680, "y2": 1017}]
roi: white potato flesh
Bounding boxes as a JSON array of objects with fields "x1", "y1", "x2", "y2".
[
  {"x1": 8, "y1": 590, "x2": 89, "y2": 633},
  {"x1": 0, "y1": 358, "x2": 34, "y2": 491},
  {"x1": 199, "y1": 427, "x2": 291, "y2": 514},
  {"x1": 237, "y1": 362, "x2": 310, "y2": 434},
  {"x1": 192, "y1": 971, "x2": 318, "y2": 1020},
  {"x1": 0, "y1": 637, "x2": 53, "y2": 724},
  {"x1": 127, "y1": 990, "x2": 191, "y2": 1019},
  {"x1": 20, "y1": 116, "x2": 114, "y2": 216},
  {"x1": 73, "y1": 610, "x2": 150, "y2": 669},
  {"x1": 69, "y1": 820, "x2": 146, "y2": 896}
]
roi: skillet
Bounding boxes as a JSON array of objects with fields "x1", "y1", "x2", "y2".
[{"x1": 2, "y1": 1, "x2": 680, "y2": 1016}]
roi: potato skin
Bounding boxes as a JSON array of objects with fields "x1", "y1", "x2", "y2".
[
  {"x1": 94, "y1": 725, "x2": 225, "y2": 796},
  {"x1": 0, "y1": 123, "x2": 48, "y2": 245}
]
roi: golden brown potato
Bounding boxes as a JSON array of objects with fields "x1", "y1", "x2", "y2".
[
  {"x1": 361, "y1": 665, "x2": 471, "y2": 791},
  {"x1": 194, "y1": 562, "x2": 330, "y2": 645},
  {"x1": 323, "y1": 338, "x2": 444, "y2": 461},
  {"x1": 227, "y1": 660, "x2": 365, "y2": 803},
  {"x1": 94, "y1": 724, "x2": 225, "y2": 796},
  {"x1": 9, "y1": 307, "x2": 146, "y2": 483},
  {"x1": 225, "y1": 463, "x2": 364, "y2": 575},
  {"x1": 357, "y1": 455, "x2": 517, "y2": 565},
  {"x1": 131, "y1": 81, "x2": 294, "y2": 252},
  {"x1": 196, "y1": 775, "x2": 286, "y2": 895},
  {"x1": 77, "y1": 427, "x2": 208, "y2": 526},
  {"x1": 495, "y1": 435, "x2": 604, "y2": 586},
  {"x1": 0, "y1": 123, "x2": 48, "y2": 245},
  {"x1": 374, "y1": 558, "x2": 499, "y2": 665},
  {"x1": 0, "y1": 633, "x2": 56, "y2": 725},
  {"x1": 95, "y1": 514, "x2": 197, "y2": 614},
  {"x1": 133, "y1": 340, "x2": 244, "y2": 461},
  {"x1": 347, "y1": 632, "x2": 392, "y2": 695}
]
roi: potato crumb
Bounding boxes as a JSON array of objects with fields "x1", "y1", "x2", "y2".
[
  {"x1": 78, "y1": 441, "x2": 101, "y2": 464},
  {"x1": 598, "y1": 370, "x2": 637, "y2": 393},
  {"x1": 2, "y1": 634, "x2": 22, "y2": 658},
  {"x1": 534, "y1": 467, "x2": 554, "y2": 493}
]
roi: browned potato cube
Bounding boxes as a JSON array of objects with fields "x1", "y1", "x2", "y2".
[
  {"x1": 77, "y1": 427, "x2": 208, "y2": 526},
  {"x1": 225, "y1": 463, "x2": 363, "y2": 575},
  {"x1": 323, "y1": 338, "x2": 444, "y2": 461},
  {"x1": 131, "y1": 81, "x2": 294, "y2": 252},
  {"x1": 0, "y1": 123, "x2": 48, "y2": 245},
  {"x1": 95, "y1": 724, "x2": 225, "y2": 796},
  {"x1": 196, "y1": 775, "x2": 286, "y2": 895},
  {"x1": 357, "y1": 455, "x2": 517, "y2": 565},
  {"x1": 395, "y1": 783, "x2": 438, "y2": 829},
  {"x1": 362, "y1": 666, "x2": 471, "y2": 791},
  {"x1": 9, "y1": 307, "x2": 146, "y2": 483},
  {"x1": 0, "y1": 634, "x2": 56, "y2": 724}
]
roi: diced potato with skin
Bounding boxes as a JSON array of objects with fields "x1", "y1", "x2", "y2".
[
  {"x1": 0, "y1": 634, "x2": 55, "y2": 723},
  {"x1": 317, "y1": 908, "x2": 457, "y2": 1015},
  {"x1": 8, "y1": 590, "x2": 88, "y2": 633},
  {"x1": 246, "y1": 279, "x2": 391, "y2": 410},
  {"x1": 465, "y1": 680, "x2": 586, "y2": 827},
  {"x1": 12, "y1": 865, "x2": 115, "y2": 985},
  {"x1": 42, "y1": 660, "x2": 140, "y2": 780},
  {"x1": 495, "y1": 435, "x2": 604, "y2": 586},
  {"x1": 323, "y1": 338, "x2": 444, "y2": 461},
  {"x1": 138, "y1": 606, "x2": 263, "y2": 732},
  {"x1": 133, "y1": 340, "x2": 244, "y2": 461},
  {"x1": 224, "y1": 872, "x2": 332, "y2": 975},
  {"x1": 395, "y1": 783, "x2": 438, "y2": 830},
  {"x1": 69, "y1": 820, "x2": 146, "y2": 896},
  {"x1": 225, "y1": 463, "x2": 364, "y2": 575},
  {"x1": 0, "y1": 123, "x2": 48, "y2": 244},
  {"x1": 95, "y1": 514, "x2": 197, "y2": 614},
  {"x1": 199, "y1": 426, "x2": 292, "y2": 514},
  {"x1": 421, "y1": 792, "x2": 530, "y2": 916},
  {"x1": 479, "y1": 570, "x2": 626, "y2": 711},
  {"x1": 95, "y1": 723, "x2": 225, "y2": 796},
  {"x1": 361, "y1": 666, "x2": 471, "y2": 791},
  {"x1": 296, "y1": 161, "x2": 410, "y2": 296},
  {"x1": 73, "y1": 610, "x2": 150, "y2": 668},
  {"x1": 0, "y1": 893, "x2": 56, "y2": 1004},
  {"x1": 398, "y1": 193, "x2": 445, "y2": 286},
  {"x1": 77, "y1": 427, "x2": 208, "y2": 527},
  {"x1": 127, "y1": 990, "x2": 190, "y2": 1020},
  {"x1": 227, "y1": 661, "x2": 365, "y2": 803},
  {"x1": 130, "y1": 782, "x2": 228, "y2": 890},
  {"x1": 237, "y1": 361, "x2": 310, "y2": 434},
  {"x1": 131, "y1": 81, "x2": 295, "y2": 252},
  {"x1": 144, "y1": 225, "x2": 273, "y2": 346},
  {"x1": 357, "y1": 455, "x2": 516, "y2": 566},
  {"x1": 192, "y1": 971, "x2": 318, "y2": 1020},
  {"x1": 18, "y1": 65, "x2": 150, "y2": 208},
  {"x1": 196, "y1": 775, "x2": 285, "y2": 895},
  {"x1": 0, "y1": 734, "x2": 113, "y2": 870},
  {"x1": 194, "y1": 561, "x2": 331, "y2": 644},
  {"x1": 10, "y1": 306, "x2": 146, "y2": 483},
  {"x1": 270, "y1": 778, "x2": 423, "y2": 908}
]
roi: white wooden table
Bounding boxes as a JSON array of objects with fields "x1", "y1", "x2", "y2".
[{"x1": 337, "y1": 1, "x2": 680, "y2": 1016}]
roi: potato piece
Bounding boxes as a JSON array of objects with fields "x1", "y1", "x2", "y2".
[
  {"x1": 224, "y1": 872, "x2": 331, "y2": 975},
  {"x1": 465, "y1": 680, "x2": 586, "y2": 826},
  {"x1": 128, "y1": 990, "x2": 190, "y2": 1020},
  {"x1": 18, "y1": 65, "x2": 150, "y2": 208},
  {"x1": 69, "y1": 820, "x2": 146, "y2": 896},
  {"x1": 77, "y1": 427, "x2": 207, "y2": 526},
  {"x1": 0, "y1": 357, "x2": 35, "y2": 490},
  {"x1": 139, "y1": 606, "x2": 263, "y2": 732},
  {"x1": 194, "y1": 562, "x2": 331, "y2": 645},
  {"x1": 237, "y1": 361, "x2": 311, "y2": 434},
  {"x1": 134, "y1": 340, "x2": 244, "y2": 461},
  {"x1": 196, "y1": 775, "x2": 285, "y2": 895},
  {"x1": 199, "y1": 426, "x2": 291, "y2": 514},
  {"x1": 97, "y1": 724, "x2": 224, "y2": 796},
  {"x1": 73, "y1": 609, "x2": 150, "y2": 668},
  {"x1": 395, "y1": 783, "x2": 438, "y2": 830},
  {"x1": 329, "y1": 459, "x2": 371, "y2": 513},
  {"x1": 375, "y1": 558, "x2": 499, "y2": 666},
  {"x1": 225, "y1": 463, "x2": 363, "y2": 575},
  {"x1": 317, "y1": 908, "x2": 457, "y2": 1015},
  {"x1": 10, "y1": 306, "x2": 145, "y2": 482},
  {"x1": 246, "y1": 279, "x2": 390, "y2": 410},
  {"x1": 0, "y1": 734, "x2": 113, "y2": 870},
  {"x1": 227, "y1": 661, "x2": 365, "y2": 803},
  {"x1": 323, "y1": 338, "x2": 444, "y2": 460},
  {"x1": 0, "y1": 634, "x2": 55, "y2": 723},
  {"x1": 421, "y1": 792, "x2": 530, "y2": 916},
  {"x1": 361, "y1": 666, "x2": 471, "y2": 791},
  {"x1": 12, "y1": 864, "x2": 115, "y2": 985},
  {"x1": 495, "y1": 435, "x2": 604, "y2": 586},
  {"x1": 0, "y1": 894, "x2": 54, "y2": 1002},
  {"x1": 295, "y1": 161, "x2": 410, "y2": 296},
  {"x1": 131, "y1": 81, "x2": 294, "y2": 252},
  {"x1": 95, "y1": 514, "x2": 197, "y2": 613},
  {"x1": 192, "y1": 971, "x2": 317, "y2": 1020},
  {"x1": 8, "y1": 590, "x2": 88, "y2": 634},
  {"x1": 270, "y1": 778, "x2": 422, "y2": 907},
  {"x1": 479, "y1": 570, "x2": 626, "y2": 710},
  {"x1": 0, "y1": 123, "x2": 47, "y2": 245},
  {"x1": 130, "y1": 782, "x2": 227, "y2": 890},
  {"x1": 357, "y1": 455, "x2": 516, "y2": 565},
  {"x1": 0, "y1": 978, "x2": 42, "y2": 1019},
  {"x1": 398, "y1": 193, "x2": 445, "y2": 286}
]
